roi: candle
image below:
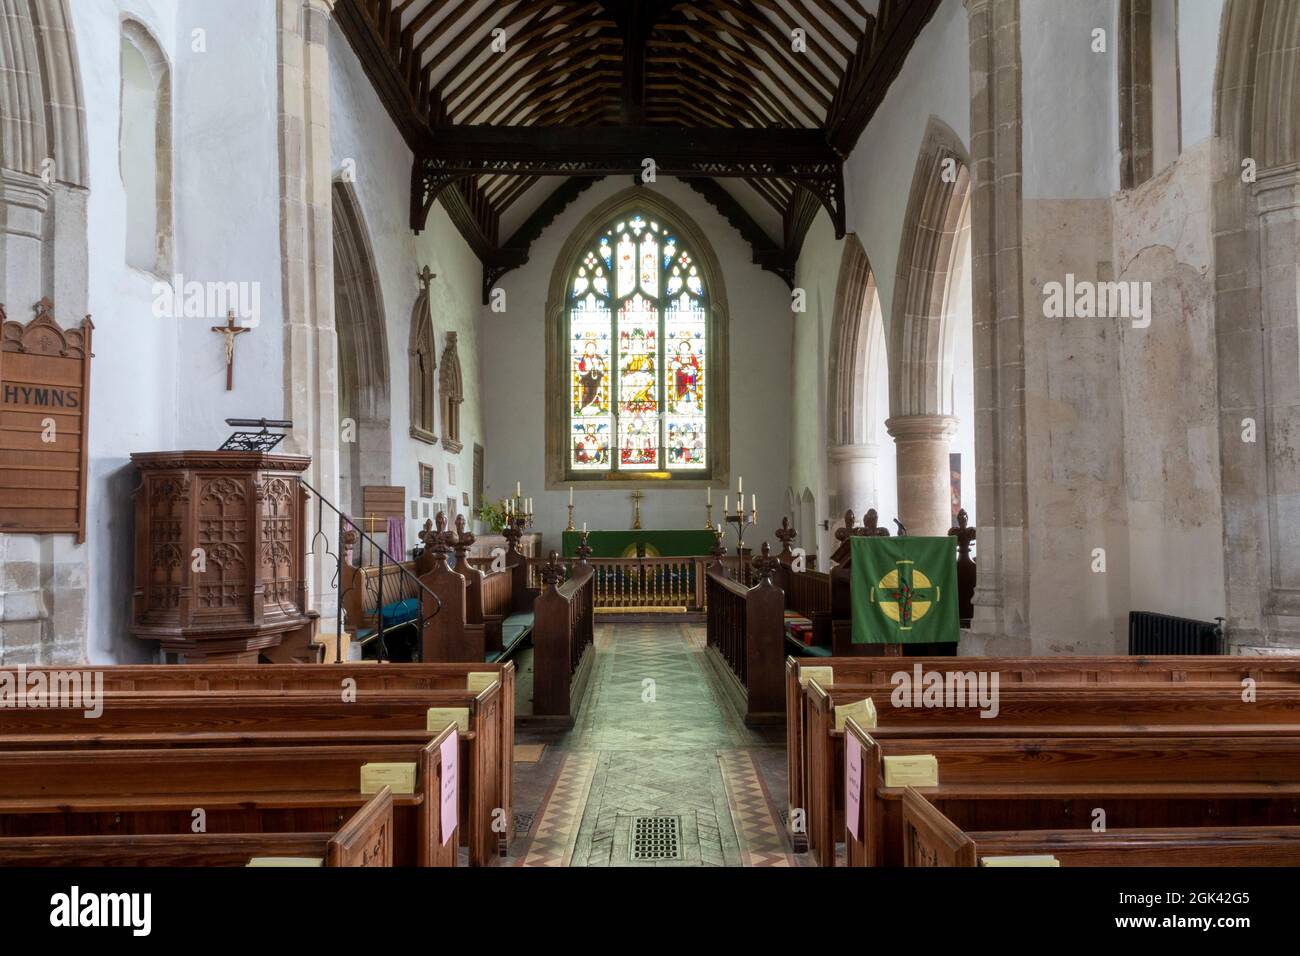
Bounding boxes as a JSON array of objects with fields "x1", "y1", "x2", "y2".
[
  {"x1": 716, "y1": 522, "x2": 722, "y2": 534},
  {"x1": 527, "y1": 498, "x2": 533, "y2": 514},
  {"x1": 582, "y1": 521, "x2": 587, "y2": 533},
  {"x1": 569, "y1": 486, "x2": 574, "y2": 506},
  {"x1": 751, "y1": 494, "x2": 756, "y2": 513},
  {"x1": 516, "y1": 482, "x2": 522, "y2": 498},
  {"x1": 723, "y1": 495, "x2": 728, "y2": 515},
  {"x1": 707, "y1": 486, "x2": 712, "y2": 505},
  {"x1": 738, "y1": 476, "x2": 743, "y2": 495}
]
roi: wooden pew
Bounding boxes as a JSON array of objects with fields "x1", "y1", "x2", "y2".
[
  {"x1": 785, "y1": 653, "x2": 1300, "y2": 852},
  {"x1": 704, "y1": 547, "x2": 785, "y2": 725},
  {"x1": 338, "y1": 548, "x2": 429, "y2": 654},
  {"x1": 802, "y1": 680, "x2": 1300, "y2": 866},
  {"x1": 531, "y1": 552, "x2": 596, "y2": 723},
  {"x1": 27, "y1": 660, "x2": 514, "y2": 849},
  {"x1": 899, "y1": 787, "x2": 1300, "y2": 867},
  {"x1": 842, "y1": 722, "x2": 1300, "y2": 867},
  {"x1": 0, "y1": 687, "x2": 503, "y2": 866},
  {"x1": 0, "y1": 790, "x2": 395, "y2": 867},
  {"x1": 770, "y1": 517, "x2": 834, "y2": 657},
  {"x1": 0, "y1": 731, "x2": 459, "y2": 867},
  {"x1": 420, "y1": 514, "x2": 536, "y2": 666}
]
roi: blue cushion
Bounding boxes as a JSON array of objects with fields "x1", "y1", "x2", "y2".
[
  {"x1": 379, "y1": 597, "x2": 420, "y2": 628},
  {"x1": 503, "y1": 611, "x2": 534, "y2": 630},
  {"x1": 499, "y1": 611, "x2": 535, "y2": 654}
]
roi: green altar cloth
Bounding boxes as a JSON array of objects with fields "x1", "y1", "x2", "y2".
[
  {"x1": 850, "y1": 536, "x2": 959, "y2": 644},
  {"x1": 561, "y1": 529, "x2": 717, "y2": 558}
]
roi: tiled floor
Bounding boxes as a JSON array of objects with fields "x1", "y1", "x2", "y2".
[{"x1": 510, "y1": 621, "x2": 794, "y2": 867}]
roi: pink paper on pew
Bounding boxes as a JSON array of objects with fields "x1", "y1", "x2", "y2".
[
  {"x1": 845, "y1": 732, "x2": 863, "y2": 840},
  {"x1": 440, "y1": 730, "x2": 459, "y2": 845}
]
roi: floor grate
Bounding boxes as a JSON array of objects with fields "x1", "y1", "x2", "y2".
[{"x1": 630, "y1": 815, "x2": 682, "y2": 862}]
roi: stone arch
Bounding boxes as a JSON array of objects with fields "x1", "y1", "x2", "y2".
[
  {"x1": 119, "y1": 17, "x2": 172, "y2": 275},
  {"x1": 0, "y1": 0, "x2": 88, "y2": 186},
  {"x1": 1212, "y1": 0, "x2": 1300, "y2": 650},
  {"x1": 331, "y1": 180, "x2": 391, "y2": 517},
  {"x1": 886, "y1": 116, "x2": 972, "y2": 536},
  {"x1": 826, "y1": 233, "x2": 893, "y2": 522},
  {"x1": 889, "y1": 116, "x2": 972, "y2": 420},
  {"x1": 543, "y1": 185, "x2": 731, "y2": 487}
]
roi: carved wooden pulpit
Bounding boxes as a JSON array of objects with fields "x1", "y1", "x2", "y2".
[{"x1": 130, "y1": 450, "x2": 316, "y2": 663}]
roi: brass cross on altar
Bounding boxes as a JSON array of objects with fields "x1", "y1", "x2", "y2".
[
  {"x1": 630, "y1": 488, "x2": 644, "y2": 530},
  {"x1": 210, "y1": 311, "x2": 250, "y2": 391}
]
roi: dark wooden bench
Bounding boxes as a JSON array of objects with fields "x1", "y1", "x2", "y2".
[
  {"x1": 843, "y1": 722, "x2": 1300, "y2": 867},
  {"x1": 0, "y1": 731, "x2": 458, "y2": 867},
  {"x1": 32, "y1": 660, "x2": 515, "y2": 851},
  {"x1": 0, "y1": 789, "x2": 395, "y2": 867},
  {"x1": 703, "y1": 548, "x2": 785, "y2": 725},
  {"x1": 531, "y1": 552, "x2": 595, "y2": 723},
  {"x1": 899, "y1": 787, "x2": 1300, "y2": 867},
  {"x1": 420, "y1": 515, "x2": 536, "y2": 666},
  {"x1": 785, "y1": 654, "x2": 1300, "y2": 853},
  {"x1": 802, "y1": 681, "x2": 1300, "y2": 865}
]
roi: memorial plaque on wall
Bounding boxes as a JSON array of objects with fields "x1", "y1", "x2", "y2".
[{"x1": 0, "y1": 299, "x2": 93, "y2": 542}]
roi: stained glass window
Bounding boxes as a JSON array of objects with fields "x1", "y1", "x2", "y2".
[{"x1": 567, "y1": 213, "x2": 710, "y2": 476}]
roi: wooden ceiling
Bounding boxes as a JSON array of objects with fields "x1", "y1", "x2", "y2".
[{"x1": 336, "y1": 0, "x2": 941, "y2": 301}]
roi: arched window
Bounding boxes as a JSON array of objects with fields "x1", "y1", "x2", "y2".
[
  {"x1": 566, "y1": 211, "x2": 711, "y2": 478},
  {"x1": 120, "y1": 19, "x2": 171, "y2": 274}
]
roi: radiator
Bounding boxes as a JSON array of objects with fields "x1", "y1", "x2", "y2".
[{"x1": 1128, "y1": 611, "x2": 1225, "y2": 655}]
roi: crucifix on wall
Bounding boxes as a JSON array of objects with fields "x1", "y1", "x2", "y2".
[
  {"x1": 630, "y1": 488, "x2": 644, "y2": 530},
  {"x1": 210, "y1": 311, "x2": 250, "y2": 391}
]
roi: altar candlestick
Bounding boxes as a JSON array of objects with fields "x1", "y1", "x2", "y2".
[{"x1": 582, "y1": 522, "x2": 587, "y2": 532}]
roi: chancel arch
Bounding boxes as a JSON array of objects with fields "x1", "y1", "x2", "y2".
[
  {"x1": 826, "y1": 234, "x2": 896, "y2": 525},
  {"x1": 887, "y1": 116, "x2": 974, "y2": 536},
  {"x1": 1212, "y1": 0, "x2": 1300, "y2": 650},
  {"x1": 331, "y1": 180, "x2": 391, "y2": 518},
  {"x1": 544, "y1": 187, "x2": 730, "y2": 487}
]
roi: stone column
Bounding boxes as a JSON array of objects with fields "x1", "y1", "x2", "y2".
[
  {"x1": 827, "y1": 442, "x2": 879, "y2": 517},
  {"x1": 1253, "y1": 165, "x2": 1300, "y2": 648},
  {"x1": 278, "y1": 0, "x2": 340, "y2": 617},
  {"x1": 887, "y1": 415, "x2": 957, "y2": 536},
  {"x1": 963, "y1": 0, "x2": 1029, "y2": 647}
]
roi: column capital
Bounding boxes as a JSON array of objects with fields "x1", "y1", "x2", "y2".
[
  {"x1": 1252, "y1": 162, "x2": 1300, "y2": 215},
  {"x1": 885, "y1": 414, "x2": 959, "y2": 442},
  {"x1": 827, "y1": 442, "x2": 881, "y2": 464}
]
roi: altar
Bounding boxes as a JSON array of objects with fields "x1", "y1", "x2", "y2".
[{"x1": 561, "y1": 528, "x2": 717, "y2": 558}]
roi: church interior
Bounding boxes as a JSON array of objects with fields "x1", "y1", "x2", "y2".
[{"x1": 1, "y1": 0, "x2": 1300, "y2": 900}]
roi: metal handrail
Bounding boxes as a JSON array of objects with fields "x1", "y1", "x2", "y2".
[{"x1": 297, "y1": 476, "x2": 442, "y2": 664}]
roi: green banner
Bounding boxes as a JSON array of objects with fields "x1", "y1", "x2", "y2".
[
  {"x1": 561, "y1": 529, "x2": 717, "y2": 558},
  {"x1": 850, "y1": 536, "x2": 958, "y2": 644}
]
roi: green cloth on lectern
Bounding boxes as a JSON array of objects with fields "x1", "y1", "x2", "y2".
[
  {"x1": 561, "y1": 529, "x2": 717, "y2": 558},
  {"x1": 850, "y1": 536, "x2": 958, "y2": 645}
]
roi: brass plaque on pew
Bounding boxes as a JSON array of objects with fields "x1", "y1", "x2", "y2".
[
  {"x1": 883, "y1": 754, "x2": 939, "y2": 788},
  {"x1": 980, "y1": 856, "x2": 1060, "y2": 867},
  {"x1": 247, "y1": 857, "x2": 325, "y2": 867},
  {"x1": 835, "y1": 697, "x2": 877, "y2": 730},
  {"x1": 361, "y1": 762, "x2": 417, "y2": 795},
  {"x1": 800, "y1": 666, "x2": 834, "y2": 688},
  {"x1": 427, "y1": 707, "x2": 470, "y2": 733},
  {"x1": 467, "y1": 672, "x2": 498, "y2": 694}
]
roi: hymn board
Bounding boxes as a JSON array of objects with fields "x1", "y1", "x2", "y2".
[{"x1": 0, "y1": 300, "x2": 93, "y2": 541}]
